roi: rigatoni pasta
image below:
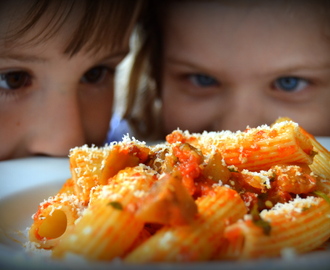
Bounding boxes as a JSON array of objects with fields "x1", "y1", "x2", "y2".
[
  {"x1": 29, "y1": 192, "x2": 84, "y2": 249},
  {"x1": 27, "y1": 118, "x2": 330, "y2": 263},
  {"x1": 215, "y1": 196, "x2": 330, "y2": 260},
  {"x1": 124, "y1": 186, "x2": 247, "y2": 263},
  {"x1": 53, "y1": 165, "x2": 157, "y2": 261},
  {"x1": 166, "y1": 120, "x2": 314, "y2": 171}
]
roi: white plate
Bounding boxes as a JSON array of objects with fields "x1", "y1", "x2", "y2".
[{"x1": 1, "y1": 138, "x2": 330, "y2": 270}]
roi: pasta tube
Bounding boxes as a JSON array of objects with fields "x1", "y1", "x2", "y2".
[
  {"x1": 52, "y1": 164, "x2": 157, "y2": 261},
  {"x1": 70, "y1": 141, "x2": 151, "y2": 205},
  {"x1": 217, "y1": 196, "x2": 330, "y2": 260},
  {"x1": 124, "y1": 186, "x2": 247, "y2": 263},
  {"x1": 274, "y1": 117, "x2": 330, "y2": 179},
  {"x1": 29, "y1": 193, "x2": 84, "y2": 249},
  {"x1": 166, "y1": 121, "x2": 314, "y2": 171},
  {"x1": 57, "y1": 178, "x2": 75, "y2": 195},
  {"x1": 303, "y1": 130, "x2": 330, "y2": 179},
  {"x1": 69, "y1": 145, "x2": 112, "y2": 204}
]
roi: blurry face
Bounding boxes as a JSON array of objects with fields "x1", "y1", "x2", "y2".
[
  {"x1": 0, "y1": 7, "x2": 130, "y2": 160},
  {"x1": 162, "y1": 1, "x2": 330, "y2": 136}
]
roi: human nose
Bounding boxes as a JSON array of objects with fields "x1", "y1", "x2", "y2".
[
  {"x1": 215, "y1": 90, "x2": 266, "y2": 132},
  {"x1": 28, "y1": 90, "x2": 86, "y2": 157}
]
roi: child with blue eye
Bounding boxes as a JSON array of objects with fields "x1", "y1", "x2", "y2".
[
  {"x1": 0, "y1": 0, "x2": 146, "y2": 161},
  {"x1": 128, "y1": 0, "x2": 330, "y2": 140}
]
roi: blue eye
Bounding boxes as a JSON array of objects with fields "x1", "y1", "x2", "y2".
[
  {"x1": 0, "y1": 71, "x2": 32, "y2": 90},
  {"x1": 274, "y1": 77, "x2": 308, "y2": 92},
  {"x1": 189, "y1": 74, "x2": 219, "y2": 87}
]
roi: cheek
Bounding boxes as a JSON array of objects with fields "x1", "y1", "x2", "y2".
[
  {"x1": 162, "y1": 99, "x2": 183, "y2": 133},
  {"x1": 0, "y1": 106, "x2": 28, "y2": 160}
]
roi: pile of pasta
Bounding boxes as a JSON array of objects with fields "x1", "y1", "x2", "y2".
[{"x1": 27, "y1": 118, "x2": 330, "y2": 263}]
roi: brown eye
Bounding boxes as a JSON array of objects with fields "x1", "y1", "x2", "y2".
[
  {"x1": 81, "y1": 66, "x2": 109, "y2": 84},
  {"x1": 0, "y1": 71, "x2": 31, "y2": 90}
]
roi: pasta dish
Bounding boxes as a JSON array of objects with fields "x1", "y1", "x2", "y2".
[{"x1": 26, "y1": 118, "x2": 330, "y2": 262}]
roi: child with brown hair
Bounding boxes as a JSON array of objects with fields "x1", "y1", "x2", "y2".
[
  {"x1": 127, "y1": 0, "x2": 330, "y2": 141},
  {"x1": 0, "y1": 0, "x2": 146, "y2": 160}
]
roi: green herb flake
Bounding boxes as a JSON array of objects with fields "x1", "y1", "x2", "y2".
[
  {"x1": 269, "y1": 172, "x2": 276, "y2": 182},
  {"x1": 313, "y1": 191, "x2": 330, "y2": 206},
  {"x1": 228, "y1": 167, "x2": 238, "y2": 173},
  {"x1": 253, "y1": 219, "x2": 272, "y2": 236},
  {"x1": 250, "y1": 203, "x2": 272, "y2": 236},
  {"x1": 108, "y1": 201, "x2": 123, "y2": 210}
]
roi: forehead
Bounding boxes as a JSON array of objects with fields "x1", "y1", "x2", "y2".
[
  {"x1": 165, "y1": 1, "x2": 327, "y2": 21},
  {"x1": 163, "y1": 1, "x2": 330, "y2": 66},
  {"x1": 165, "y1": 1, "x2": 327, "y2": 39}
]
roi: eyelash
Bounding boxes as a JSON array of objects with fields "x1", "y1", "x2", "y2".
[
  {"x1": 0, "y1": 70, "x2": 33, "y2": 100},
  {"x1": 185, "y1": 74, "x2": 310, "y2": 93},
  {"x1": 0, "y1": 64, "x2": 114, "y2": 90},
  {"x1": 80, "y1": 65, "x2": 114, "y2": 85},
  {"x1": 188, "y1": 73, "x2": 219, "y2": 88},
  {"x1": 273, "y1": 76, "x2": 309, "y2": 93},
  {"x1": 0, "y1": 71, "x2": 32, "y2": 89}
]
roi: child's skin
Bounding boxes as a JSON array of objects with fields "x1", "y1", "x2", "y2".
[
  {"x1": 0, "y1": 0, "x2": 142, "y2": 160},
  {"x1": 160, "y1": 0, "x2": 330, "y2": 137}
]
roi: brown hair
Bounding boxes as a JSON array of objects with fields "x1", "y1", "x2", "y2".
[
  {"x1": 124, "y1": 0, "x2": 163, "y2": 141},
  {"x1": 1, "y1": 0, "x2": 145, "y2": 56}
]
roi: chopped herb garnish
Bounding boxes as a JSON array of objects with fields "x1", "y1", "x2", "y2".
[
  {"x1": 108, "y1": 201, "x2": 123, "y2": 210},
  {"x1": 313, "y1": 191, "x2": 330, "y2": 206},
  {"x1": 269, "y1": 173, "x2": 276, "y2": 182},
  {"x1": 228, "y1": 167, "x2": 238, "y2": 173},
  {"x1": 253, "y1": 219, "x2": 272, "y2": 236},
  {"x1": 250, "y1": 204, "x2": 272, "y2": 236}
]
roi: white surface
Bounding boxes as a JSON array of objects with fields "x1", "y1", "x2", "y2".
[
  {"x1": 0, "y1": 139, "x2": 330, "y2": 270},
  {"x1": 315, "y1": 136, "x2": 330, "y2": 150}
]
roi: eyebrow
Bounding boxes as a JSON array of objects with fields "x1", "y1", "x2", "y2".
[
  {"x1": 275, "y1": 63, "x2": 330, "y2": 72},
  {"x1": 259, "y1": 62, "x2": 330, "y2": 79},
  {"x1": 0, "y1": 53, "x2": 47, "y2": 63},
  {"x1": 165, "y1": 57, "x2": 216, "y2": 74},
  {"x1": 166, "y1": 57, "x2": 199, "y2": 68},
  {"x1": 167, "y1": 57, "x2": 330, "y2": 75}
]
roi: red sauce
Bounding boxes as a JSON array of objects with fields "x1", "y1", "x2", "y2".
[
  {"x1": 166, "y1": 131, "x2": 186, "y2": 144},
  {"x1": 34, "y1": 202, "x2": 52, "y2": 220},
  {"x1": 172, "y1": 144, "x2": 203, "y2": 195}
]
